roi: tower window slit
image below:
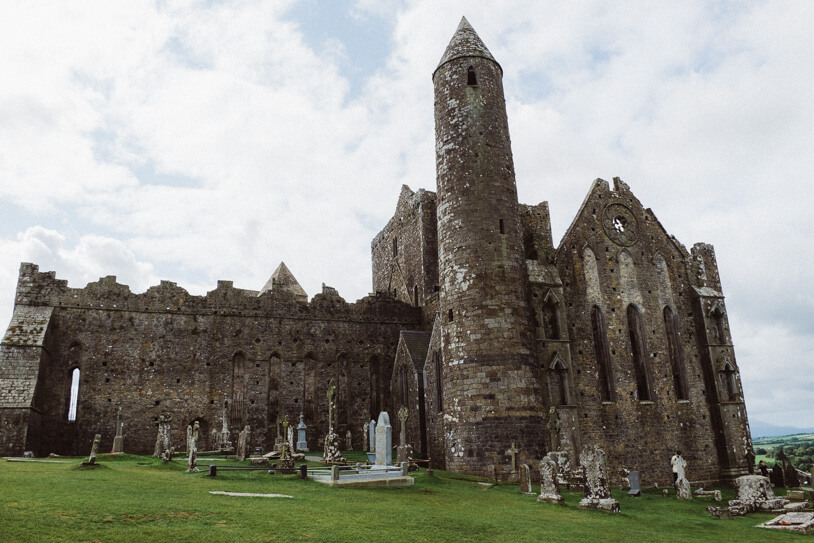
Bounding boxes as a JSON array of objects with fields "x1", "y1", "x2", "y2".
[{"x1": 467, "y1": 66, "x2": 477, "y2": 86}]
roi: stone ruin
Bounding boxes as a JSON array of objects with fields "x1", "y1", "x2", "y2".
[
  {"x1": 707, "y1": 475, "x2": 796, "y2": 518},
  {"x1": 578, "y1": 446, "x2": 619, "y2": 513}
]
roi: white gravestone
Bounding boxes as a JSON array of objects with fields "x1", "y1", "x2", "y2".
[{"x1": 375, "y1": 411, "x2": 392, "y2": 466}]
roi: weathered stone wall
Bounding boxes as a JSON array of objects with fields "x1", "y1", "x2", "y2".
[
  {"x1": 554, "y1": 177, "x2": 741, "y2": 485},
  {"x1": 371, "y1": 185, "x2": 438, "y2": 324},
  {"x1": 0, "y1": 264, "x2": 421, "y2": 456}
]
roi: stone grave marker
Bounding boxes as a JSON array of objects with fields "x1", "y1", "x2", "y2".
[
  {"x1": 537, "y1": 454, "x2": 563, "y2": 504},
  {"x1": 369, "y1": 419, "x2": 376, "y2": 452},
  {"x1": 579, "y1": 445, "x2": 620, "y2": 512},
  {"x1": 153, "y1": 414, "x2": 165, "y2": 458},
  {"x1": 397, "y1": 406, "x2": 413, "y2": 464},
  {"x1": 346, "y1": 430, "x2": 353, "y2": 451},
  {"x1": 83, "y1": 434, "x2": 101, "y2": 466},
  {"x1": 363, "y1": 421, "x2": 369, "y2": 452},
  {"x1": 111, "y1": 407, "x2": 124, "y2": 453},
  {"x1": 296, "y1": 413, "x2": 308, "y2": 452},
  {"x1": 220, "y1": 401, "x2": 232, "y2": 451},
  {"x1": 375, "y1": 411, "x2": 392, "y2": 466},
  {"x1": 187, "y1": 421, "x2": 199, "y2": 472},
  {"x1": 628, "y1": 470, "x2": 642, "y2": 497},
  {"x1": 519, "y1": 464, "x2": 534, "y2": 494},
  {"x1": 505, "y1": 442, "x2": 519, "y2": 482},
  {"x1": 674, "y1": 456, "x2": 692, "y2": 499},
  {"x1": 237, "y1": 425, "x2": 251, "y2": 461}
]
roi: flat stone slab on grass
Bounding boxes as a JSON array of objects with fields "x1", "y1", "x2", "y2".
[
  {"x1": 310, "y1": 473, "x2": 414, "y2": 488},
  {"x1": 757, "y1": 512, "x2": 814, "y2": 534},
  {"x1": 209, "y1": 491, "x2": 293, "y2": 499}
]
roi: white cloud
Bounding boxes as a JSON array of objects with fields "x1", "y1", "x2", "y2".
[{"x1": 0, "y1": 0, "x2": 812, "y2": 428}]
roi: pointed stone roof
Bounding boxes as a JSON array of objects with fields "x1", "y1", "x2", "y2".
[
  {"x1": 435, "y1": 16, "x2": 499, "y2": 74},
  {"x1": 399, "y1": 330, "x2": 432, "y2": 372},
  {"x1": 259, "y1": 262, "x2": 307, "y2": 302}
]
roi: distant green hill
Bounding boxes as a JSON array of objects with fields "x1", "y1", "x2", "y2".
[{"x1": 753, "y1": 433, "x2": 814, "y2": 472}]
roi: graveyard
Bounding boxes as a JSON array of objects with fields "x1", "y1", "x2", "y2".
[{"x1": 2, "y1": 450, "x2": 811, "y2": 542}]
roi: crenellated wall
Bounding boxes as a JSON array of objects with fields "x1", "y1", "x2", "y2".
[{"x1": 0, "y1": 263, "x2": 421, "y2": 456}]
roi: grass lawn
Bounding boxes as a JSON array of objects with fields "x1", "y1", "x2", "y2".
[{"x1": 1, "y1": 454, "x2": 809, "y2": 542}]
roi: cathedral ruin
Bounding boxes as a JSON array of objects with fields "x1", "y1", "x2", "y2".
[{"x1": 0, "y1": 18, "x2": 753, "y2": 485}]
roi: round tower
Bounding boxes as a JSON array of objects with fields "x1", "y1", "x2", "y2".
[{"x1": 433, "y1": 17, "x2": 544, "y2": 476}]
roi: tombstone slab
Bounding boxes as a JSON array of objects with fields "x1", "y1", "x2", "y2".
[
  {"x1": 627, "y1": 470, "x2": 642, "y2": 497},
  {"x1": 578, "y1": 445, "x2": 619, "y2": 512},
  {"x1": 111, "y1": 407, "x2": 124, "y2": 454},
  {"x1": 83, "y1": 434, "x2": 101, "y2": 466},
  {"x1": 369, "y1": 420, "x2": 376, "y2": 452},
  {"x1": 296, "y1": 413, "x2": 308, "y2": 452},
  {"x1": 374, "y1": 411, "x2": 392, "y2": 466},
  {"x1": 519, "y1": 464, "x2": 534, "y2": 494},
  {"x1": 537, "y1": 454, "x2": 564, "y2": 504},
  {"x1": 674, "y1": 456, "x2": 692, "y2": 499}
]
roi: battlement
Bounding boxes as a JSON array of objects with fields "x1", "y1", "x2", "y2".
[{"x1": 12, "y1": 263, "x2": 420, "y2": 324}]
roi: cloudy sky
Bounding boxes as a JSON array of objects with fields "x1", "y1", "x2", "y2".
[{"x1": 1, "y1": 1, "x2": 812, "y2": 431}]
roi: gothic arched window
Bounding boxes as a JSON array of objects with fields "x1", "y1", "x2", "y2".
[
  {"x1": 591, "y1": 306, "x2": 616, "y2": 401},
  {"x1": 231, "y1": 352, "x2": 247, "y2": 427},
  {"x1": 664, "y1": 306, "x2": 688, "y2": 400},
  {"x1": 628, "y1": 304, "x2": 654, "y2": 401}
]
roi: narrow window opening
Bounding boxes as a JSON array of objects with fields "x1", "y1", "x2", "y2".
[
  {"x1": 433, "y1": 351, "x2": 443, "y2": 413},
  {"x1": 68, "y1": 368, "x2": 80, "y2": 421},
  {"x1": 467, "y1": 66, "x2": 477, "y2": 86},
  {"x1": 499, "y1": 219, "x2": 505, "y2": 234},
  {"x1": 413, "y1": 285, "x2": 419, "y2": 306},
  {"x1": 664, "y1": 306, "x2": 688, "y2": 400},
  {"x1": 448, "y1": 309, "x2": 453, "y2": 322},
  {"x1": 541, "y1": 299, "x2": 561, "y2": 340},
  {"x1": 591, "y1": 306, "x2": 615, "y2": 401},
  {"x1": 628, "y1": 305, "x2": 653, "y2": 401},
  {"x1": 392, "y1": 237, "x2": 398, "y2": 258}
]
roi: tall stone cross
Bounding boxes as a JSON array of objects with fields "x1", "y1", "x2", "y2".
[
  {"x1": 326, "y1": 380, "x2": 337, "y2": 431},
  {"x1": 281, "y1": 415, "x2": 290, "y2": 457},
  {"x1": 398, "y1": 405, "x2": 409, "y2": 445},
  {"x1": 506, "y1": 442, "x2": 519, "y2": 473}
]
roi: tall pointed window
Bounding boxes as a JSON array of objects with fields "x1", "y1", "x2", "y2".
[
  {"x1": 664, "y1": 306, "x2": 688, "y2": 400},
  {"x1": 548, "y1": 356, "x2": 569, "y2": 406},
  {"x1": 711, "y1": 305, "x2": 726, "y2": 344},
  {"x1": 628, "y1": 304, "x2": 654, "y2": 401},
  {"x1": 720, "y1": 359, "x2": 738, "y2": 402},
  {"x1": 68, "y1": 368, "x2": 80, "y2": 421},
  {"x1": 591, "y1": 306, "x2": 616, "y2": 401},
  {"x1": 541, "y1": 292, "x2": 561, "y2": 340}
]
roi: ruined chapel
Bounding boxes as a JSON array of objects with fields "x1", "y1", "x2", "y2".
[{"x1": 0, "y1": 18, "x2": 753, "y2": 485}]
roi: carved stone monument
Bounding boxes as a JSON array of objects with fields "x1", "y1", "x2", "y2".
[
  {"x1": 519, "y1": 464, "x2": 534, "y2": 494},
  {"x1": 237, "y1": 425, "x2": 251, "y2": 461},
  {"x1": 279, "y1": 415, "x2": 295, "y2": 469},
  {"x1": 219, "y1": 401, "x2": 232, "y2": 452},
  {"x1": 111, "y1": 407, "x2": 124, "y2": 454},
  {"x1": 369, "y1": 419, "x2": 376, "y2": 452},
  {"x1": 579, "y1": 445, "x2": 619, "y2": 512},
  {"x1": 674, "y1": 455, "x2": 692, "y2": 499},
  {"x1": 363, "y1": 421, "x2": 369, "y2": 452},
  {"x1": 187, "y1": 421, "x2": 199, "y2": 472},
  {"x1": 628, "y1": 470, "x2": 642, "y2": 497},
  {"x1": 505, "y1": 442, "x2": 519, "y2": 482},
  {"x1": 345, "y1": 430, "x2": 353, "y2": 451},
  {"x1": 296, "y1": 413, "x2": 308, "y2": 452},
  {"x1": 396, "y1": 406, "x2": 413, "y2": 465},
  {"x1": 322, "y1": 381, "x2": 345, "y2": 464},
  {"x1": 83, "y1": 434, "x2": 101, "y2": 466},
  {"x1": 374, "y1": 411, "x2": 392, "y2": 466},
  {"x1": 537, "y1": 454, "x2": 564, "y2": 504}
]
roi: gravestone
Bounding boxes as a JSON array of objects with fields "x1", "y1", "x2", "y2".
[
  {"x1": 397, "y1": 406, "x2": 412, "y2": 464},
  {"x1": 548, "y1": 407, "x2": 561, "y2": 451},
  {"x1": 519, "y1": 464, "x2": 534, "y2": 495},
  {"x1": 628, "y1": 470, "x2": 642, "y2": 497},
  {"x1": 537, "y1": 454, "x2": 564, "y2": 504},
  {"x1": 505, "y1": 442, "x2": 519, "y2": 482},
  {"x1": 274, "y1": 415, "x2": 283, "y2": 451},
  {"x1": 187, "y1": 421, "x2": 199, "y2": 472},
  {"x1": 296, "y1": 413, "x2": 308, "y2": 452},
  {"x1": 153, "y1": 415, "x2": 166, "y2": 457},
  {"x1": 346, "y1": 430, "x2": 353, "y2": 451},
  {"x1": 220, "y1": 401, "x2": 232, "y2": 451},
  {"x1": 322, "y1": 384, "x2": 345, "y2": 464},
  {"x1": 784, "y1": 462, "x2": 800, "y2": 488},
  {"x1": 674, "y1": 456, "x2": 692, "y2": 499},
  {"x1": 369, "y1": 419, "x2": 376, "y2": 452},
  {"x1": 579, "y1": 445, "x2": 620, "y2": 512},
  {"x1": 287, "y1": 424, "x2": 295, "y2": 455},
  {"x1": 363, "y1": 421, "x2": 369, "y2": 452},
  {"x1": 237, "y1": 425, "x2": 251, "y2": 461},
  {"x1": 375, "y1": 411, "x2": 392, "y2": 466},
  {"x1": 83, "y1": 434, "x2": 101, "y2": 466},
  {"x1": 279, "y1": 415, "x2": 295, "y2": 469},
  {"x1": 111, "y1": 407, "x2": 124, "y2": 453},
  {"x1": 770, "y1": 462, "x2": 785, "y2": 488}
]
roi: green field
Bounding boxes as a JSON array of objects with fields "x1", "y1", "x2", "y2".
[
  {"x1": 1, "y1": 454, "x2": 809, "y2": 542},
  {"x1": 754, "y1": 434, "x2": 814, "y2": 472}
]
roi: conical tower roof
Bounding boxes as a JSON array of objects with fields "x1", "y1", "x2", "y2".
[
  {"x1": 259, "y1": 262, "x2": 307, "y2": 301},
  {"x1": 435, "y1": 16, "x2": 500, "y2": 75}
]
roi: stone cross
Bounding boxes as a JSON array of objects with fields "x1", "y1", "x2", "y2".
[
  {"x1": 506, "y1": 442, "x2": 519, "y2": 473},
  {"x1": 537, "y1": 454, "x2": 563, "y2": 503},
  {"x1": 398, "y1": 405, "x2": 409, "y2": 445},
  {"x1": 369, "y1": 419, "x2": 376, "y2": 452},
  {"x1": 326, "y1": 380, "x2": 337, "y2": 430},
  {"x1": 154, "y1": 415, "x2": 165, "y2": 457},
  {"x1": 362, "y1": 421, "x2": 369, "y2": 452},
  {"x1": 548, "y1": 407, "x2": 561, "y2": 452},
  {"x1": 187, "y1": 421, "x2": 200, "y2": 472},
  {"x1": 675, "y1": 456, "x2": 692, "y2": 499},
  {"x1": 220, "y1": 400, "x2": 231, "y2": 450},
  {"x1": 281, "y1": 415, "x2": 290, "y2": 459}
]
